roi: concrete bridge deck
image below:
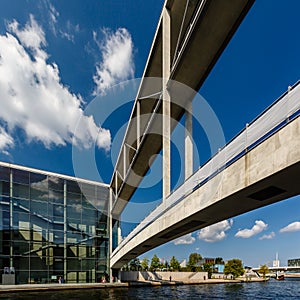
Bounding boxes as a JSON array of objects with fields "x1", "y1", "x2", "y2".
[{"x1": 111, "y1": 82, "x2": 300, "y2": 268}]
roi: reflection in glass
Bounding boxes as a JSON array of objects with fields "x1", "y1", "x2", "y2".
[{"x1": 0, "y1": 165, "x2": 109, "y2": 284}]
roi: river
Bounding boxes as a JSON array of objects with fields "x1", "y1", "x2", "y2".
[{"x1": 0, "y1": 279, "x2": 299, "y2": 299}]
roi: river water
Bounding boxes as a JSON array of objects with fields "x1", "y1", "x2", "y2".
[{"x1": 0, "y1": 279, "x2": 299, "y2": 299}]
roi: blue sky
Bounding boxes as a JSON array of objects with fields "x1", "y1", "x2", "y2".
[{"x1": 0, "y1": 0, "x2": 299, "y2": 268}]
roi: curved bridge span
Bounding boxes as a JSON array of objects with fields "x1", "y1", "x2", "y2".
[{"x1": 111, "y1": 82, "x2": 300, "y2": 269}]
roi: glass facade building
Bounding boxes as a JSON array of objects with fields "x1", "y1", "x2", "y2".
[{"x1": 0, "y1": 162, "x2": 110, "y2": 284}]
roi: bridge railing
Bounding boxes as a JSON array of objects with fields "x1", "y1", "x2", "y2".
[{"x1": 112, "y1": 81, "x2": 300, "y2": 257}]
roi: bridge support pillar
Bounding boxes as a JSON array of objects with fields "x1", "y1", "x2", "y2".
[
  {"x1": 185, "y1": 101, "x2": 193, "y2": 179},
  {"x1": 136, "y1": 99, "x2": 141, "y2": 148},
  {"x1": 162, "y1": 7, "x2": 171, "y2": 201},
  {"x1": 109, "y1": 188, "x2": 113, "y2": 273}
]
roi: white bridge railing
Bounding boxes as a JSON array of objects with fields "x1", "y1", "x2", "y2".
[{"x1": 112, "y1": 81, "x2": 300, "y2": 258}]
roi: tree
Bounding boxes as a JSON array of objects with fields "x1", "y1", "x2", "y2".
[
  {"x1": 163, "y1": 260, "x2": 169, "y2": 271},
  {"x1": 129, "y1": 258, "x2": 141, "y2": 271},
  {"x1": 202, "y1": 263, "x2": 213, "y2": 279},
  {"x1": 258, "y1": 264, "x2": 269, "y2": 279},
  {"x1": 215, "y1": 257, "x2": 224, "y2": 264},
  {"x1": 187, "y1": 253, "x2": 202, "y2": 271},
  {"x1": 141, "y1": 257, "x2": 149, "y2": 271},
  {"x1": 150, "y1": 254, "x2": 162, "y2": 271},
  {"x1": 224, "y1": 259, "x2": 244, "y2": 279},
  {"x1": 122, "y1": 261, "x2": 130, "y2": 271},
  {"x1": 141, "y1": 258, "x2": 149, "y2": 270},
  {"x1": 170, "y1": 256, "x2": 181, "y2": 271}
]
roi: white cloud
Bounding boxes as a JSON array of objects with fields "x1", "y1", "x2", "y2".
[
  {"x1": 60, "y1": 21, "x2": 80, "y2": 43},
  {"x1": 0, "y1": 16, "x2": 111, "y2": 152},
  {"x1": 279, "y1": 221, "x2": 300, "y2": 233},
  {"x1": 49, "y1": 3, "x2": 59, "y2": 35},
  {"x1": 93, "y1": 28, "x2": 134, "y2": 95},
  {"x1": 0, "y1": 127, "x2": 14, "y2": 152},
  {"x1": 198, "y1": 219, "x2": 233, "y2": 243},
  {"x1": 173, "y1": 233, "x2": 195, "y2": 245},
  {"x1": 259, "y1": 231, "x2": 275, "y2": 240},
  {"x1": 235, "y1": 220, "x2": 268, "y2": 239},
  {"x1": 7, "y1": 15, "x2": 46, "y2": 54}
]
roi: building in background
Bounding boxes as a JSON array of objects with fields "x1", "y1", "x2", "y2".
[
  {"x1": 0, "y1": 162, "x2": 110, "y2": 284},
  {"x1": 273, "y1": 253, "x2": 280, "y2": 267},
  {"x1": 288, "y1": 258, "x2": 300, "y2": 267}
]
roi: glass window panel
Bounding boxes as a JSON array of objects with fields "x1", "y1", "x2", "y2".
[
  {"x1": 51, "y1": 230, "x2": 64, "y2": 245},
  {"x1": 66, "y1": 192, "x2": 81, "y2": 205},
  {"x1": 82, "y1": 209, "x2": 97, "y2": 225},
  {"x1": 48, "y1": 176, "x2": 64, "y2": 191},
  {"x1": 51, "y1": 222, "x2": 64, "y2": 232},
  {"x1": 67, "y1": 205, "x2": 81, "y2": 220},
  {"x1": 31, "y1": 214, "x2": 50, "y2": 232},
  {"x1": 13, "y1": 197, "x2": 30, "y2": 212},
  {"x1": 49, "y1": 190, "x2": 63, "y2": 204},
  {"x1": 18, "y1": 271, "x2": 30, "y2": 284},
  {"x1": 31, "y1": 200, "x2": 48, "y2": 218},
  {"x1": 18, "y1": 229, "x2": 31, "y2": 242},
  {"x1": 30, "y1": 172, "x2": 47, "y2": 186},
  {"x1": 80, "y1": 183, "x2": 96, "y2": 200},
  {"x1": 31, "y1": 187, "x2": 48, "y2": 202},
  {"x1": 82, "y1": 196, "x2": 95, "y2": 210},
  {"x1": 32, "y1": 229, "x2": 44, "y2": 242},
  {"x1": 52, "y1": 246, "x2": 64, "y2": 257},
  {"x1": 66, "y1": 231, "x2": 82, "y2": 245},
  {"x1": 67, "y1": 258, "x2": 81, "y2": 271},
  {"x1": 0, "y1": 181, "x2": 10, "y2": 196},
  {"x1": 0, "y1": 199, "x2": 10, "y2": 212},
  {"x1": 13, "y1": 183, "x2": 29, "y2": 199},
  {"x1": 81, "y1": 259, "x2": 96, "y2": 270},
  {"x1": 13, "y1": 212, "x2": 30, "y2": 230},
  {"x1": 12, "y1": 169, "x2": 29, "y2": 184},
  {"x1": 13, "y1": 241, "x2": 30, "y2": 255},
  {"x1": 0, "y1": 166, "x2": 10, "y2": 182},
  {"x1": 52, "y1": 204, "x2": 64, "y2": 217},
  {"x1": 0, "y1": 211, "x2": 10, "y2": 230},
  {"x1": 30, "y1": 258, "x2": 48, "y2": 272},
  {"x1": 67, "y1": 180, "x2": 81, "y2": 194},
  {"x1": 27, "y1": 271, "x2": 49, "y2": 284}
]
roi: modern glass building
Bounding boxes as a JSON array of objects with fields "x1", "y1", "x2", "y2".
[{"x1": 0, "y1": 162, "x2": 110, "y2": 284}]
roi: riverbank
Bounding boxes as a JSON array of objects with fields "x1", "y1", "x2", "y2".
[
  {"x1": 0, "y1": 278, "x2": 268, "y2": 294},
  {"x1": 0, "y1": 279, "x2": 299, "y2": 300}
]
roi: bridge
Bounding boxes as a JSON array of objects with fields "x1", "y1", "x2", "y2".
[
  {"x1": 252, "y1": 266, "x2": 300, "y2": 273},
  {"x1": 108, "y1": 0, "x2": 300, "y2": 270}
]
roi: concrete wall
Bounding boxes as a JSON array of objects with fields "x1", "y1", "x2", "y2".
[{"x1": 121, "y1": 271, "x2": 208, "y2": 282}]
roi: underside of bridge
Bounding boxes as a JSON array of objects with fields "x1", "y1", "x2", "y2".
[{"x1": 110, "y1": 0, "x2": 255, "y2": 218}]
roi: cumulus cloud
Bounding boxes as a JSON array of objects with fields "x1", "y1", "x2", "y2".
[
  {"x1": 198, "y1": 220, "x2": 233, "y2": 243},
  {"x1": 0, "y1": 15, "x2": 111, "y2": 152},
  {"x1": 259, "y1": 231, "x2": 275, "y2": 240},
  {"x1": 173, "y1": 233, "x2": 195, "y2": 245},
  {"x1": 235, "y1": 220, "x2": 268, "y2": 239},
  {"x1": 93, "y1": 28, "x2": 134, "y2": 95},
  {"x1": 279, "y1": 221, "x2": 300, "y2": 233},
  {"x1": 7, "y1": 15, "x2": 46, "y2": 54}
]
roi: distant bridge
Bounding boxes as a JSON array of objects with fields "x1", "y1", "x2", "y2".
[{"x1": 252, "y1": 266, "x2": 300, "y2": 273}]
